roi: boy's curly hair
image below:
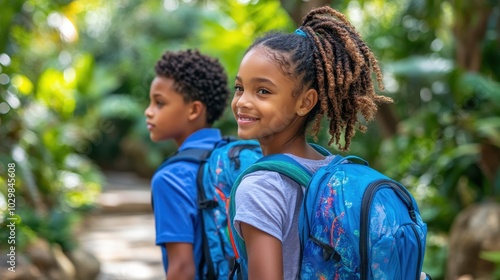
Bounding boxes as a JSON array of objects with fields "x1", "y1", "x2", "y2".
[
  {"x1": 155, "y1": 49, "x2": 230, "y2": 124},
  {"x1": 247, "y1": 6, "x2": 392, "y2": 151}
]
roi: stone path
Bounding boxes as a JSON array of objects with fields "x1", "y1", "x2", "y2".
[{"x1": 78, "y1": 171, "x2": 164, "y2": 280}]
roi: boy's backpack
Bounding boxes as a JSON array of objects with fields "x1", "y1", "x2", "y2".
[
  {"x1": 228, "y1": 152, "x2": 428, "y2": 280},
  {"x1": 154, "y1": 137, "x2": 262, "y2": 280}
]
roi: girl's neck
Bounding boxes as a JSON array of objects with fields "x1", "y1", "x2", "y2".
[{"x1": 259, "y1": 134, "x2": 325, "y2": 160}]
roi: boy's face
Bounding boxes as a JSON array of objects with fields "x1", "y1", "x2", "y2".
[
  {"x1": 145, "y1": 76, "x2": 192, "y2": 145},
  {"x1": 231, "y1": 47, "x2": 303, "y2": 142}
]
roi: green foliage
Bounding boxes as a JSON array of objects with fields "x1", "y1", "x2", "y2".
[
  {"x1": 0, "y1": 0, "x2": 104, "y2": 252},
  {"x1": 481, "y1": 250, "x2": 500, "y2": 263},
  {"x1": 194, "y1": 0, "x2": 294, "y2": 77},
  {"x1": 0, "y1": 207, "x2": 81, "y2": 252},
  {"x1": 422, "y1": 235, "x2": 448, "y2": 279},
  {"x1": 0, "y1": 0, "x2": 499, "y2": 278},
  {"x1": 480, "y1": 251, "x2": 500, "y2": 279}
]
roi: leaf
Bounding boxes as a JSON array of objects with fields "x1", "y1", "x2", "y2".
[
  {"x1": 460, "y1": 72, "x2": 500, "y2": 104},
  {"x1": 11, "y1": 74, "x2": 34, "y2": 95},
  {"x1": 480, "y1": 251, "x2": 500, "y2": 263},
  {"x1": 36, "y1": 68, "x2": 77, "y2": 119},
  {"x1": 474, "y1": 117, "x2": 500, "y2": 145},
  {"x1": 98, "y1": 94, "x2": 143, "y2": 119},
  {"x1": 385, "y1": 55, "x2": 454, "y2": 78},
  {"x1": 73, "y1": 53, "x2": 95, "y2": 95}
]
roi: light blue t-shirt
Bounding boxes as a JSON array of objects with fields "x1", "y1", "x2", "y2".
[
  {"x1": 151, "y1": 128, "x2": 222, "y2": 277},
  {"x1": 233, "y1": 154, "x2": 336, "y2": 280}
]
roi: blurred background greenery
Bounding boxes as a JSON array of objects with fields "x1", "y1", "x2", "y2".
[{"x1": 0, "y1": 0, "x2": 499, "y2": 279}]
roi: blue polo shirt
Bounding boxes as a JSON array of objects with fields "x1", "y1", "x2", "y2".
[{"x1": 151, "y1": 128, "x2": 222, "y2": 277}]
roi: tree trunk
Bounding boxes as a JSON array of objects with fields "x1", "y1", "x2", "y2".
[
  {"x1": 446, "y1": 202, "x2": 500, "y2": 279},
  {"x1": 453, "y1": 0, "x2": 492, "y2": 72},
  {"x1": 453, "y1": 0, "x2": 500, "y2": 185},
  {"x1": 279, "y1": 0, "x2": 332, "y2": 25}
]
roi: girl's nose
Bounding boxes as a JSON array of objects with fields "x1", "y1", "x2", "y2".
[{"x1": 235, "y1": 92, "x2": 251, "y2": 109}]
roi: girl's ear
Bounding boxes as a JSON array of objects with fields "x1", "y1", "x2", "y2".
[
  {"x1": 188, "y1": 100, "x2": 206, "y2": 122},
  {"x1": 296, "y1": 88, "x2": 318, "y2": 117}
]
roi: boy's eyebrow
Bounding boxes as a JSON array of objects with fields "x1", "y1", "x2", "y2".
[{"x1": 235, "y1": 75, "x2": 277, "y2": 87}]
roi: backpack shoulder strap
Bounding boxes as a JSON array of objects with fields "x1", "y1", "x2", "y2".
[
  {"x1": 250, "y1": 143, "x2": 333, "y2": 185},
  {"x1": 231, "y1": 142, "x2": 331, "y2": 189},
  {"x1": 250, "y1": 155, "x2": 313, "y2": 186},
  {"x1": 152, "y1": 148, "x2": 212, "y2": 210},
  {"x1": 229, "y1": 144, "x2": 332, "y2": 264},
  {"x1": 228, "y1": 155, "x2": 310, "y2": 272},
  {"x1": 156, "y1": 148, "x2": 211, "y2": 171}
]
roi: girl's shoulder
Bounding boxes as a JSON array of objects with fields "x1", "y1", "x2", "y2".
[
  {"x1": 240, "y1": 170, "x2": 287, "y2": 188},
  {"x1": 237, "y1": 170, "x2": 299, "y2": 197},
  {"x1": 285, "y1": 154, "x2": 337, "y2": 173}
]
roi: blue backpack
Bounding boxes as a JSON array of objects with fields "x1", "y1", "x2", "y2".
[
  {"x1": 228, "y1": 151, "x2": 428, "y2": 280},
  {"x1": 154, "y1": 137, "x2": 262, "y2": 280}
]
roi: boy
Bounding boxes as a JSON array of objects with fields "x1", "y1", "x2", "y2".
[{"x1": 145, "y1": 49, "x2": 230, "y2": 279}]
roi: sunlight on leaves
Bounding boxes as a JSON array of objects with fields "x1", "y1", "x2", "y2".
[
  {"x1": 37, "y1": 68, "x2": 76, "y2": 118},
  {"x1": 11, "y1": 74, "x2": 34, "y2": 95}
]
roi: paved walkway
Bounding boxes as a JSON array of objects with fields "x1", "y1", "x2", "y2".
[{"x1": 78, "y1": 171, "x2": 164, "y2": 280}]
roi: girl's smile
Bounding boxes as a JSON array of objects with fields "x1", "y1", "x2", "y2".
[{"x1": 236, "y1": 113, "x2": 260, "y2": 126}]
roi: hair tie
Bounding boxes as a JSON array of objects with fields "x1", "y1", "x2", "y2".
[{"x1": 294, "y1": 28, "x2": 307, "y2": 38}]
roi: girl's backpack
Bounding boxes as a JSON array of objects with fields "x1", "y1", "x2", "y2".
[
  {"x1": 154, "y1": 137, "x2": 262, "y2": 280},
  {"x1": 228, "y1": 152, "x2": 428, "y2": 280}
]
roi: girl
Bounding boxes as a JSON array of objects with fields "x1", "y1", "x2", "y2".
[{"x1": 230, "y1": 6, "x2": 396, "y2": 280}]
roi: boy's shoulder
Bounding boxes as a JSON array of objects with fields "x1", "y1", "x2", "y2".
[
  {"x1": 152, "y1": 159, "x2": 199, "y2": 187},
  {"x1": 152, "y1": 128, "x2": 223, "y2": 183},
  {"x1": 178, "y1": 128, "x2": 223, "y2": 151}
]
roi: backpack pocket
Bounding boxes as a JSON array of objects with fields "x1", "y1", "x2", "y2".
[
  {"x1": 370, "y1": 223, "x2": 426, "y2": 280},
  {"x1": 364, "y1": 183, "x2": 427, "y2": 280},
  {"x1": 299, "y1": 167, "x2": 364, "y2": 279}
]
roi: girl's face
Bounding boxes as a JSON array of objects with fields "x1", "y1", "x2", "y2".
[
  {"x1": 144, "y1": 76, "x2": 193, "y2": 145},
  {"x1": 231, "y1": 47, "x2": 304, "y2": 143}
]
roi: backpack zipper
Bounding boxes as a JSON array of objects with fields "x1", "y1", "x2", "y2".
[
  {"x1": 360, "y1": 179, "x2": 421, "y2": 280},
  {"x1": 309, "y1": 235, "x2": 341, "y2": 262},
  {"x1": 410, "y1": 223, "x2": 423, "y2": 280}
]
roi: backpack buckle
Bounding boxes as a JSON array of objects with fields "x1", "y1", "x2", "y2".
[{"x1": 199, "y1": 200, "x2": 218, "y2": 209}]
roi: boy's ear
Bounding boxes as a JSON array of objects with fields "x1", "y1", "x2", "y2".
[
  {"x1": 188, "y1": 101, "x2": 206, "y2": 122},
  {"x1": 296, "y1": 88, "x2": 318, "y2": 117}
]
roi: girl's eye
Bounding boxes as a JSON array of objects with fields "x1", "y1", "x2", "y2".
[
  {"x1": 234, "y1": 85, "x2": 243, "y2": 92},
  {"x1": 155, "y1": 100, "x2": 164, "y2": 107},
  {"x1": 257, "y1": 88, "x2": 270, "y2": 95}
]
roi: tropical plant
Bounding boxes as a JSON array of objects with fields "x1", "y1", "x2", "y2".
[{"x1": 0, "y1": 0, "x2": 105, "y2": 251}]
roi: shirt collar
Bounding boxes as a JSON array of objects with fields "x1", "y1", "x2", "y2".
[{"x1": 179, "y1": 128, "x2": 222, "y2": 151}]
